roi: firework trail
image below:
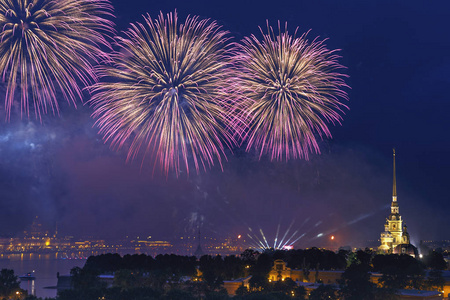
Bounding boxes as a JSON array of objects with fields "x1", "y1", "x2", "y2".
[
  {"x1": 0, "y1": 0, "x2": 114, "y2": 119},
  {"x1": 90, "y1": 11, "x2": 237, "y2": 175},
  {"x1": 246, "y1": 219, "x2": 308, "y2": 251},
  {"x1": 232, "y1": 23, "x2": 348, "y2": 161}
]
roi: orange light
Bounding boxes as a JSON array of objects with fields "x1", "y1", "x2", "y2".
[
  {"x1": 331, "y1": 236, "x2": 335, "y2": 240},
  {"x1": 237, "y1": 235, "x2": 241, "y2": 239}
]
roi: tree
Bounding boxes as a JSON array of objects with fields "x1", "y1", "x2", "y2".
[
  {"x1": 424, "y1": 269, "x2": 445, "y2": 291},
  {"x1": 223, "y1": 255, "x2": 245, "y2": 280},
  {"x1": 84, "y1": 253, "x2": 122, "y2": 273},
  {"x1": 199, "y1": 255, "x2": 225, "y2": 289},
  {"x1": 423, "y1": 251, "x2": 447, "y2": 270},
  {"x1": 113, "y1": 269, "x2": 140, "y2": 289},
  {"x1": 308, "y1": 284, "x2": 338, "y2": 300},
  {"x1": 70, "y1": 267, "x2": 106, "y2": 290},
  {"x1": 248, "y1": 274, "x2": 269, "y2": 291},
  {"x1": 339, "y1": 263, "x2": 375, "y2": 300},
  {"x1": 163, "y1": 288, "x2": 196, "y2": 300},
  {"x1": 374, "y1": 254, "x2": 425, "y2": 290},
  {"x1": 356, "y1": 249, "x2": 373, "y2": 266},
  {"x1": 248, "y1": 253, "x2": 273, "y2": 291},
  {"x1": 204, "y1": 288, "x2": 229, "y2": 300},
  {"x1": 301, "y1": 258, "x2": 310, "y2": 282},
  {"x1": 0, "y1": 269, "x2": 20, "y2": 298},
  {"x1": 293, "y1": 285, "x2": 306, "y2": 300},
  {"x1": 240, "y1": 249, "x2": 259, "y2": 265},
  {"x1": 235, "y1": 284, "x2": 249, "y2": 296}
]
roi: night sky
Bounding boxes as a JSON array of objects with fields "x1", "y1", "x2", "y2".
[{"x1": 0, "y1": 0, "x2": 449, "y2": 249}]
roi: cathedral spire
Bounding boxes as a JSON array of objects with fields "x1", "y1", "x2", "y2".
[
  {"x1": 391, "y1": 149, "x2": 399, "y2": 215},
  {"x1": 392, "y1": 148, "x2": 397, "y2": 201}
]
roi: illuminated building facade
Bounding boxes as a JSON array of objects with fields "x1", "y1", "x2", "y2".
[{"x1": 379, "y1": 149, "x2": 417, "y2": 256}]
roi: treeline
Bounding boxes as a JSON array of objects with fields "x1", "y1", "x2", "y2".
[
  {"x1": 12, "y1": 248, "x2": 449, "y2": 300},
  {"x1": 84, "y1": 253, "x2": 198, "y2": 277}
]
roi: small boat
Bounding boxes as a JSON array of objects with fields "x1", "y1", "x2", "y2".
[{"x1": 19, "y1": 272, "x2": 36, "y2": 280}]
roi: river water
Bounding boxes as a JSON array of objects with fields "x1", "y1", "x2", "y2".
[{"x1": 0, "y1": 253, "x2": 87, "y2": 298}]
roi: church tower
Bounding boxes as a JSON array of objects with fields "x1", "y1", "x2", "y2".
[{"x1": 378, "y1": 149, "x2": 416, "y2": 256}]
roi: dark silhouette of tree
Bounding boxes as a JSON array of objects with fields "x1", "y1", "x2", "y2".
[
  {"x1": 423, "y1": 251, "x2": 447, "y2": 270},
  {"x1": 70, "y1": 267, "x2": 106, "y2": 290},
  {"x1": 199, "y1": 255, "x2": 225, "y2": 289},
  {"x1": 235, "y1": 291, "x2": 290, "y2": 300},
  {"x1": 284, "y1": 248, "x2": 345, "y2": 271},
  {"x1": 373, "y1": 254, "x2": 425, "y2": 290},
  {"x1": 147, "y1": 269, "x2": 170, "y2": 291},
  {"x1": 308, "y1": 284, "x2": 338, "y2": 300},
  {"x1": 105, "y1": 286, "x2": 160, "y2": 300},
  {"x1": 339, "y1": 263, "x2": 375, "y2": 300},
  {"x1": 292, "y1": 285, "x2": 307, "y2": 300},
  {"x1": 272, "y1": 250, "x2": 286, "y2": 261},
  {"x1": 84, "y1": 253, "x2": 122, "y2": 272},
  {"x1": 285, "y1": 249, "x2": 305, "y2": 269},
  {"x1": 248, "y1": 274, "x2": 269, "y2": 291},
  {"x1": 113, "y1": 269, "x2": 140, "y2": 289},
  {"x1": 248, "y1": 253, "x2": 273, "y2": 291},
  {"x1": 424, "y1": 269, "x2": 445, "y2": 291},
  {"x1": 304, "y1": 248, "x2": 321, "y2": 269},
  {"x1": 240, "y1": 249, "x2": 259, "y2": 265},
  {"x1": 223, "y1": 255, "x2": 245, "y2": 280},
  {"x1": 204, "y1": 288, "x2": 229, "y2": 300},
  {"x1": 301, "y1": 257, "x2": 310, "y2": 282},
  {"x1": 0, "y1": 269, "x2": 20, "y2": 298},
  {"x1": 162, "y1": 288, "x2": 196, "y2": 300},
  {"x1": 320, "y1": 250, "x2": 341, "y2": 270},
  {"x1": 272, "y1": 277, "x2": 296, "y2": 292},
  {"x1": 58, "y1": 287, "x2": 105, "y2": 300},
  {"x1": 235, "y1": 284, "x2": 249, "y2": 296},
  {"x1": 186, "y1": 279, "x2": 209, "y2": 299},
  {"x1": 356, "y1": 249, "x2": 373, "y2": 266},
  {"x1": 122, "y1": 253, "x2": 155, "y2": 271}
]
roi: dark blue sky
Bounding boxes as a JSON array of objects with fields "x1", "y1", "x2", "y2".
[{"x1": 0, "y1": 0, "x2": 449, "y2": 249}]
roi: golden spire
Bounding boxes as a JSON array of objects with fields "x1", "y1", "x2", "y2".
[{"x1": 393, "y1": 148, "x2": 397, "y2": 199}]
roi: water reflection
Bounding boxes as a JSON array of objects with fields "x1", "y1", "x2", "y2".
[
  {"x1": 1, "y1": 250, "x2": 149, "y2": 298},
  {"x1": 21, "y1": 279, "x2": 35, "y2": 296}
]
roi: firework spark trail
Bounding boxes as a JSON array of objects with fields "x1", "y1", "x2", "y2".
[
  {"x1": 273, "y1": 223, "x2": 280, "y2": 249},
  {"x1": 0, "y1": 0, "x2": 114, "y2": 119},
  {"x1": 246, "y1": 227, "x2": 266, "y2": 249},
  {"x1": 289, "y1": 233, "x2": 306, "y2": 246},
  {"x1": 308, "y1": 205, "x2": 390, "y2": 241},
  {"x1": 276, "y1": 219, "x2": 295, "y2": 249},
  {"x1": 247, "y1": 219, "x2": 309, "y2": 251},
  {"x1": 90, "y1": 11, "x2": 238, "y2": 175},
  {"x1": 281, "y1": 229, "x2": 300, "y2": 248},
  {"x1": 232, "y1": 22, "x2": 348, "y2": 160},
  {"x1": 259, "y1": 228, "x2": 271, "y2": 249},
  {"x1": 247, "y1": 233, "x2": 265, "y2": 250}
]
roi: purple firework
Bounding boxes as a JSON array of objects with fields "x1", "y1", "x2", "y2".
[
  {"x1": 232, "y1": 23, "x2": 349, "y2": 160},
  {"x1": 90, "y1": 12, "x2": 238, "y2": 176},
  {"x1": 0, "y1": 0, "x2": 114, "y2": 119}
]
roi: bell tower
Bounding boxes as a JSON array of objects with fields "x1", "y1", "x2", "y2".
[
  {"x1": 379, "y1": 149, "x2": 415, "y2": 254},
  {"x1": 388, "y1": 149, "x2": 403, "y2": 245}
]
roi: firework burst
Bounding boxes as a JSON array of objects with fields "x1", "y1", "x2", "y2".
[
  {"x1": 0, "y1": 0, "x2": 114, "y2": 119},
  {"x1": 232, "y1": 23, "x2": 348, "y2": 160},
  {"x1": 90, "y1": 12, "x2": 237, "y2": 175},
  {"x1": 246, "y1": 220, "x2": 306, "y2": 251}
]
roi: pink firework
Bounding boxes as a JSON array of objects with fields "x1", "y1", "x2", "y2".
[
  {"x1": 0, "y1": 0, "x2": 115, "y2": 119},
  {"x1": 90, "y1": 12, "x2": 237, "y2": 176},
  {"x1": 232, "y1": 23, "x2": 349, "y2": 160}
]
